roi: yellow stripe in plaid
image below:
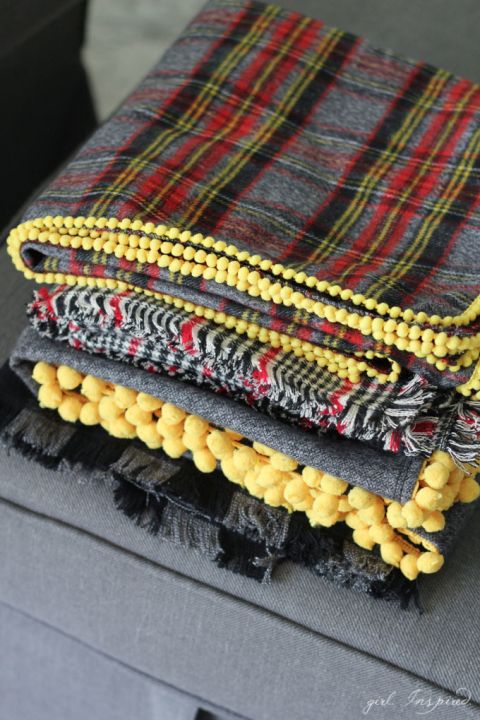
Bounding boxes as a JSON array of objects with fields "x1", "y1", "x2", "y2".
[
  {"x1": 338, "y1": 83, "x2": 478, "y2": 289},
  {"x1": 372, "y1": 126, "x2": 480, "y2": 301},
  {"x1": 183, "y1": 28, "x2": 343, "y2": 227},
  {"x1": 91, "y1": 5, "x2": 280, "y2": 217},
  {"x1": 307, "y1": 69, "x2": 450, "y2": 267},
  {"x1": 142, "y1": 15, "x2": 312, "y2": 219}
]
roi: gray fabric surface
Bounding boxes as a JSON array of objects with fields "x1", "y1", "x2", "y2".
[
  {"x1": 0, "y1": 444, "x2": 479, "y2": 713},
  {"x1": 11, "y1": 326, "x2": 423, "y2": 503},
  {"x1": 0, "y1": 601, "x2": 241, "y2": 720},
  {"x1": 0, "y1": 246, "x2": 31, "y2": 361},
  {"x1": 2, "y1": 3, "x2": 480, "y2": 718},
  {"x1": 0, "y1": 492, "x2": 478, "y2": 720},
  {"x1": 8, "y1": 331, "x2": 474, "y2": 558}
]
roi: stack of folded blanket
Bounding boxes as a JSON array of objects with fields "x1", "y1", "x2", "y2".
[{"x1": 3, "y1": 0, "x2": 480, "y2": 607}]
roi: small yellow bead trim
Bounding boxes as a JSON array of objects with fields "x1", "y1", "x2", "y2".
[
  {"x1": 7, "y1": 219, "x2": 403, "y2": 385},
  {"x1": 33, "y1": 362, "x2": 480, "y2": 579},
  {"x1": 8, "y1": 216, "x2": 480, "y2": 395}
]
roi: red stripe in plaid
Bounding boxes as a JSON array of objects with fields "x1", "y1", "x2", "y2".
[
  {"x1": 190, "y1": 31, "x2": 360, "y2": 235},
  {"x1": 330, "y1": 79, "x2": 480, "y2": 288},
  {"x1": 135, "y1": 10, "x2": 310, "y2": 220},
  {"x1": 285, "y1": 63, "x2": 439, "y2": 268},
  {"x1": 84, "y1": 2, "x2": 263, "y2": 218}
]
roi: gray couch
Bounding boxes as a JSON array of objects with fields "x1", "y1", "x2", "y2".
[{"x1": 1, "y1": 2, "x2": 480, "y2": 718}]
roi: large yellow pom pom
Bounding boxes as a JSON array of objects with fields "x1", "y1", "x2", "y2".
[
  {"x1": 82, "y1": 375, "x2": 108, "y2": 402},
  {"x1": 386, "y1": 501, "x2": 407, "y2": 528},
  {"x1": 182, "y1": 430, "x2": 208, "y2": 451},
  {"x1": 423, "y1": 461, "x2": 449, "y2": 490},
  {"x1": 156, "y1": 417, "x2": 184, "y2": 438},
  {"x1": 32, "y1": 362, "x2": 57, "y2": 386},
  {"x1": 264, "y1": 485, "x2": 284, "y2": 507},
  {"x1": 353, "y1": 527, "x2": 375, "y2": 551},
  {"x1": 184, "y1": 414, "x2": 210, "y2": 436},
  {"x1": 437, "y1": 485, "x2": 456, "y2": 511},
  {"x1": 380, "y1": 541, "x2": 403, "y2": 567},
  {"x1": 320, "y1": 473, "x2": 348, "y2": 495},
  {"x1": 161, "y1": 403, "x2": 186, "y2": 426},
  {"x1": 162, "y1": 436, "x2": 187, "y2": 459},
  {"x1": 136, "y1": 392, "x2": 163, "y2": 412},
  {"x1": 337, "y1": 496, "x2": 352, "y2": 513},
  {"x1": 221, "y1": 455, "x2": 245, "y2": 485},
  {"x1": 136, "y1": 422, "x2": 163, "y2": 449},
  {"x1": 38, "y1": 382, "x2": 63, "y2": 409},
  {"x1": 417, "y1": 552, "x2": 444, "y2": 574},
  {"x1": 348, "y1": 487, "x2": 375, "y2": 510},
  {"x1": 98, "y1": 396, "x2": 123, "y2": 421},
  {"x1": 369, "y1": 523, "x2": 394, "y2": 544},
  {"x1": 125, "y1": 403, "x2": 152, "y2": 426},
  {"x1": 114, "y1": 385, "x2": 137, "y2": 409},
  {"x1": 312, "y1": 493, "x2": 338, "y2": 517},
  {"x1": 400, "y1": 554, "x2": 419, "y2": 580},
  {"x1": 243, "y1": 469, "x2": 263, "y2": 497},
  {"x1": 309, "y1": 509, "x2": 338, "y2": 527},
  {"x1": 284, "y1": 477, "x2": 312, "y2": 510},
  {"x1": 301, "y1": 466, "x2": 322, "y2": 488},
  {"x1": 270, "y1": 452, "x2": 298, "y2": 472},
  {"x1": 458, "y1": 476, "x2": 480, "y2": 503},
  {"x1": 206, "y1": 430, "x2": 233, "y2": 459},
  {"x1": 109, "y1": 416, "x2": 136, "y2": 440},
  {"x1": 79, "y1": 402, "x2": 100, "y2": 426},
  {"x1": 421, "y1": 510, "x2": 445, "y2": 533},
  {"x1": 357, "y1": 498, "x2": 385, "y2": 525},
  {"x1": 193, "y1": 448, "x2": 217, "y2": 474},
  {"x1": 57, "y1": 365, "x2": 83, "y2": 390},
  {"x1": 232, "y1": 446, "x2": 258, "y2": 472},
  {"x1": 400, "y1": 500, "x2": 424, "y2": 528},
  {"x1": 430, "y1": 450, "x2": 456, "y2": 472},
  {"x1": 344, "y1": 511, "x2": 368, "y2": 531},
  {"x1": 58, "y1": 396, "x2": 83, "y2": 423},
  {"x1": 258, "y1": 465, "x2": 288, "y2": 489},
  {"x1": 415, "y1": 487, "x2": 442, "y2": 511}
]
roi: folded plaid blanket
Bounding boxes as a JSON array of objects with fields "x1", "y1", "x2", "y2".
[
  {"x1": 7, "y1": 0, "x2": 480, "y2": 467},
  {"x1": 14, "y1": 327, "x2": 424, "y2": 503},
  {"x1": 5, "y1": 0, "x2": 480, "y2": 599},
  {"x1": 0, "y1": 360, "x2": 415, "y2": 605},
  {"x1": 27, "y1": 285, "x2": 480, "y2": 464},
  {"x1": 10, "y1": 330, "x2": 479, "y2": 584}
]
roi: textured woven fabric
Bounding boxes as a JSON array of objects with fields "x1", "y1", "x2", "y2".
[
  {"x1": 0, "y1": 360, "x2": 414, "y2": 604},
  {"x1": 26, "y1": 285, "x2": 480, "y2": 463},
  {"x1": 7, "y1": 0, "x2": 480, "y2": 393},
  {"x1": 10, "y1": 327, "x2": 424, "y2": 503},
  {"x1": 10, "y1": 330, "x2": 480, "y2": 579}
]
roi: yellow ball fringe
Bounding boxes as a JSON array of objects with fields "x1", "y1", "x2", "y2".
[
  {"x1": 33, "y1": 362, "x2": 480, "y2": 580},
  {"x1": 13, "y1": 215, "x2": 480, "y2": 393}
]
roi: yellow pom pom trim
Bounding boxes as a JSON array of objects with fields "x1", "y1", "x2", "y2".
[
  {"x1": 11, "y1": 216, "x2": 480, "y2": 394},
  {"x1": 79, "y1": 402, "x2": 101, "y2": 426},
  {"x1": 38, "y1": 382, "x2": 63, "y2": 410},
  {"x1": 32, "y1": 361, "x2": 480, "y2": 579},
  {"x1": 82, "y1": 375, "x2": 108, "y2": 402},
  {"x1": 114, "y1": 385, "x2": 137, "y2": 409},
  {"x1": 57, "y1": 365, "x2": 83, "y2": 391},
  {"x1": 58, "y1": 395, "x2": 83, "y2": 423},
  {"x1": 32, "y1": 362, "x2": 57, "y2": 386},
  {"x1": 136, "y1": 392, "x2": 163, "y2": 412}
]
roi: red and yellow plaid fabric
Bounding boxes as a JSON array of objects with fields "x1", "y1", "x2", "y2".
[{"x1": 8, "y1": 0, "x2": 480, "y2": 390}]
